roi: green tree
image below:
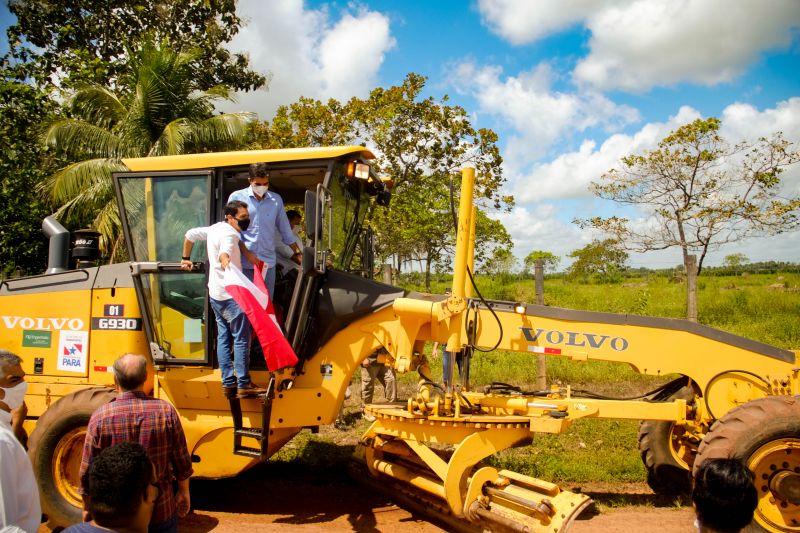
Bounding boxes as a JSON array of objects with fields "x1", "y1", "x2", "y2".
[
  {"x1": 5, "y1": 0, "x2": 267, "y2": 91},
  {"x1": 393, "y1": 195, "x2": 513, "y2": 288},
  {"x1": 252, "y1": 97, "x2": 353, "y2": 149},
  {"x1": 580, "y1": 118, "x2": 799, "y2": 312},
  {"x1": 0, "y1": 74, "x2": 58, "y2": 276},
  {"x1": 723, "y1": 253, "x2": 748, "y2": 271},
  {"x1": 473, "y1": 210, "x2": 514, "y2": 267},
  {"x1": 253, "y1": 74, "x2": 513, "y2": 291},
  {"x1": 483, "y1": 248, "x2": 517, "y2": 276},
  {"x1": 523, "y1": 250, "x2": 560, "y2": 274},
  {"x1": 41, "y1": 40, "x2": 255, "y2": 257},
  {"x1": 566, "y1": 239, "x2": 628, "y2": 282}
]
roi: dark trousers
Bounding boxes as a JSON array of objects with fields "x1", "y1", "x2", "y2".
[{"x1": 149, "y1": 514, "x2": 177, "y2": 533}]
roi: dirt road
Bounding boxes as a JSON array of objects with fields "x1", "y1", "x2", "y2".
[{"x1": 179, "y1": 463, "x2": 696, "y2": 532}]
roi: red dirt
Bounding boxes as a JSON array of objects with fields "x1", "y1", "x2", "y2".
[
  {"x1": 176, "y1": 470, "x2": 696, "y2": 532},
  {"x1": 40, "y1": 471, "x2": 695, "y2": 532}
]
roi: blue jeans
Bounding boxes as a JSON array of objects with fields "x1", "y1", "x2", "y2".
[
  {"x1": 209, "y1": 297, "x2": 251, "y2": 388},
  {"x1": 244, "y1": 264, "x2": 276, "y2": 298}
]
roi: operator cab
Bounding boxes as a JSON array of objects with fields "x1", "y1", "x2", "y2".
[{"x1": 113, "y1": 147, "x2": 402, "y2": 374}]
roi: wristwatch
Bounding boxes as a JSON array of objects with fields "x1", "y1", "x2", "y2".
[{"x1": 182, "y1": 256, "x2": 191, "y2": 261}]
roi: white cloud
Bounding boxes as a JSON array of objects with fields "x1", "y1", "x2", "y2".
[
  {"x1": 220, "y1": 1, "x2": 395, "y2": 119},
  {"x1": 706, "y1": 230, "x2": 800, "y2": 267},
  {"x1": 492, "y1": 204, "x2": 587, "y2": 264},
  {"x1": 318, "y1": 12, "x2": 394, "y2": 100},
  {"x1": 576, "y1": 0, "x2": 800, "y2": 91},
  {"x1": 504, "y1": 99, "x2": 800, "y2": 268},
  {"x1": 479, "y1": 0, "x2": 800, "y2": 92},
  {"x1": 719, "y1": 98, "x2": 800, "y2": 197},
  {"x1": 477, "y1": 0, "x2": 612, "y2": 45},
  {"x1": 720, "y1": 97, "x2": 800, "y2": 143},
  {"x1": 499, "y1": 201, "x2": 800, "y2": 270},
  {"x1": 451, "y1": 61, "x2": 640, "y2": 168},
  {"x1": 514, "y1": 99, "x2": 800, "y2": 202},
  {"x1": 516, "y1": 106, "x2": 700, "y2": 201}
]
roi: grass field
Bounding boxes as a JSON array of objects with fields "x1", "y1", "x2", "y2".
[{"x1": 283, "y1": 271, "x2": 800, "y2": 485}]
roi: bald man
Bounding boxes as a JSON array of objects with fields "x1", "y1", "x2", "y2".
[{"x1": 79, "y1": 354, "x2": 193, "y2": 533}]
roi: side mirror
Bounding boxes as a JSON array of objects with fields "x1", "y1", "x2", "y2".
[
  {"x1": 304, "y1": 190, "x2": 321, "y2": 242},
  {"x1": 376, "y1": 190, "x2": 391, "y2": 207}
]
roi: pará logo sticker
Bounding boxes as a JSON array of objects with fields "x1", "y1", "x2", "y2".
[{"x1": 57, "y1": 330, "x2": 89, "y2": 373}]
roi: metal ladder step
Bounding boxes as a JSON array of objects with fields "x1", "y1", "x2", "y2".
[
  {"x1": 230, "y1": 375, "x2": 276, "y2": 459},
  {"x1": 233, "y1": 446, "x2": 263, "y2": 458},
  {"x1": 234, "y1": 427, "x2": 263, "y2": 439}
]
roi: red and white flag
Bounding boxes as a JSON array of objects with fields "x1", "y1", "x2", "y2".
[{"x1": 222, "y1": 263, "x2": 298, "y2": 371}]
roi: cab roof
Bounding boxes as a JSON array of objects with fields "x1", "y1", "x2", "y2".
[{"x1": 122, "y1": 146, "x2": 375, "y2": 172}]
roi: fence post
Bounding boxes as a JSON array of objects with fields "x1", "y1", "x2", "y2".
[
  {"x1": 534, "y1": 259, "x2": 547, "y2": 390},
  {"x1": 382, "y1": 263, "x2": 392, "y2": 285},
  {"x1": 687, "y1": 254, "x2": 698, "y2": 323},
  {"x1": 534, "y1": 259, "x2": 544, "y2": 305}
]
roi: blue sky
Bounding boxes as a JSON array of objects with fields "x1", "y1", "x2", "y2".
[{"x1": 4, "y1": 1, "x2": 800, "y2": 269}]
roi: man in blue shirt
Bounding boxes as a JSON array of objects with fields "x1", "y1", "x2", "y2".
[{"x1": 228, "y1": 163, "x2": 302, "y2": 296}]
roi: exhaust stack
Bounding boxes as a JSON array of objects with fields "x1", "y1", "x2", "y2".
[{"x1": 42, "y1": 216, "x2": 69, "y2": 274}]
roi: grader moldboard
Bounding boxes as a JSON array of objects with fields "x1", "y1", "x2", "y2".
[{"x1": 2, "y1": 146, "x2": 798, "y2": 532}]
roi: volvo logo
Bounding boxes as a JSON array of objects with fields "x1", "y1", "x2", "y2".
[
  {"x1": 520, "y1": 327, "x2": 629, "y2": 351},
  {"x1": 2, "y1": 315, "x2": 86, "y2": 331}
]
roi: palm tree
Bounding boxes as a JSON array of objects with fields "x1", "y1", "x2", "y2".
[{"x1": 41, "y1": 40, "x2": 256, "y2": 258}]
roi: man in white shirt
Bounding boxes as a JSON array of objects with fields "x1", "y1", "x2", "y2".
[
  {"x1": 181, "y1": 201, "x2": 265, "y2": 399},
  {"x1": 0, "y1": 350, "x2": 41, "y2": 533}
]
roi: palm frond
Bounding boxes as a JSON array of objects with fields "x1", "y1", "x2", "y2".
[
  {"x1": 43, "y1": 119, "x2": 125, "y2": 159},
  {"x1": 41, "y1": 158, "x2": 125, "y2": 217},
  {"x1": 192, "y1": 112, "x2": 256, "y2": 149},
  {"x1": 43, "y1": 39, "x2": 257, "y2": 240},
  {"x1": 150, "y1": 118, "x2": 193, "y2": 156},
  {"x1": 69, "y1": 85, "x2": 126, "y2": 128},
  {"x1": 125, "y1": 72, "x2": 171, "y2": 145},
  {"x1": 92, "y1": 200, "x2": 124, "y2": 257},
  {"x1": 203, "y1": 85, "x2": 235, "y2": 101}
]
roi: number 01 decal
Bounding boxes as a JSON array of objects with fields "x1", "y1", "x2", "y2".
[{"x1": 91, "y1": 317, "x2": 143, "y2": 330}]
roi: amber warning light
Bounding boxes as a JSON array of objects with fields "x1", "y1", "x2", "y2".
[{"x1": 346, "y1": 161, "x2": 370, "y2": 180}]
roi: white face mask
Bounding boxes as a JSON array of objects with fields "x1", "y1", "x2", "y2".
[
  {"x1": 292, "y1": 224, "x2": 302, "y2": 236},
  {"x1": 252, "y1": 185, "x2": 268, "y2": 197},
  {"x1": 0, "y1": 381, "x2": 28, "y2": 411}
]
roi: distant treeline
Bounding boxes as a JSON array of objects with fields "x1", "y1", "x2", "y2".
[
  {"x1": 398, "y1": 261, "x2": 800, "y2": 288},
  {"x1": 629, "y1": 261, "x2": 800, "y2": 277}
]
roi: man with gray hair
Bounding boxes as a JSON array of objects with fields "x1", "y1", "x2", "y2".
[
  {"x1": 0, "y1": 350, "x2": 41, "y2": 532},
  {"x1": 79, "y1": 354, "x2": 193, "y2": 533}
]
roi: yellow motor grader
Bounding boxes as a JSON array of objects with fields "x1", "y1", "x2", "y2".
[{"x1": 1, "y1": 146, "x2": 798, "y2": 532}]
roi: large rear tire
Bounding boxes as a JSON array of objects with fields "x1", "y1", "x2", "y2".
[
  {"x1": 694, "y1": 395, "x2": 800, "y2": 533},
  {"x1": 638, "y1": 384, "x2": 697, "y2": 495},
  {"x1": 27, "y1": 387, "x2": 116, "y2": 529}
]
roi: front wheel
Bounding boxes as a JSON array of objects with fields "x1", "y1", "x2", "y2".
[
  {"x1": 638, "y1": 384, "x2": 697, "y2": 495},
  {"x1": 694, "y1": 395, "x2": 800, "y2": 533},
  {"x1": 27, "y1": 387, "x2": 116, "y2": 529}
]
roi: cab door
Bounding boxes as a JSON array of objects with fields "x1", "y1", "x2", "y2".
[{"x1": 114, "y1": 171, "x2": 214, "y2": 364}]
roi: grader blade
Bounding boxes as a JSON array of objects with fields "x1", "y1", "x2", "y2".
[{"x1": 359, "y1": 405, "x2": 592, "y2": 532}]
